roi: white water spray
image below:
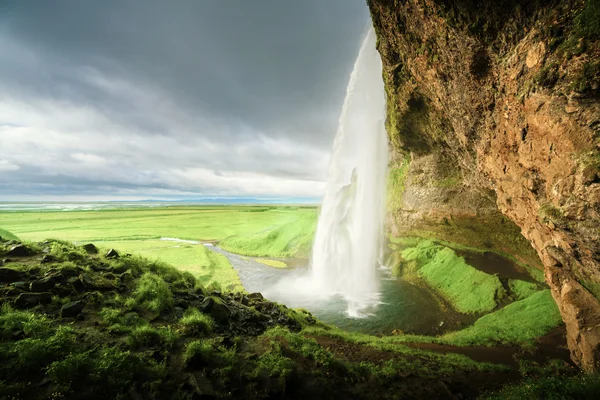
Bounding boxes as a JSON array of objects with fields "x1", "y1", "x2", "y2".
[{"x1": 310, "y1": 27, "x2": 389, "y2": 317}]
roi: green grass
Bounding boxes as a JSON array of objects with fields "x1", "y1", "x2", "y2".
[
  {"x1": 179, "y1": 307, "x2": 214, "y2": 335},
  {"x1": 401, "y1": 241, "x2": 506, "y2": 314},
  {"x1": 127, "y1": 325, "x2": 178, "y2": 349},
  {"x1": 481, "y1": 374, "x2": 600, "y2": 400},
  {"x1": 0, "y1": 205, "x2": 317, "y2": 245},
  {"x1": 509, "y1": 280, "x2": 540, "y2": 301},
  {"x1": 0, "y1": 205, "x2": 317, "y2": 291},
  {"x1": 219, "y1": 211, "x2": 317, "y2": 258},
  {"x1": 389, "y1": 290, "x2": 562, "y2": 348},
  {"x1": 254, "y1": 258, "x2": 288, "y2": 268},
  {"x1": 440, "y1": 290, "x2": 562, "y2": 347},
  {"x1": 386, "y1": 155, "x2": 410, "y2": 212},
  {"x1": 128, "y1": 272, "x2": 174, "y2": 314},
  {"x1": 98, "y1": 239, "x2": 243, "y2": 291},
  {"x1": 0, "y1": 228, "x2": 19, "y2": 241}
]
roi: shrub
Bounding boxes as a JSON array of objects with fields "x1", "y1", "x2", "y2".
[
  {"x1": 180, "y1": 308, "x2": 214, "y2": 335},
  {"x1": 183, "y1": 340, "x2": 215, "y2": 366},
  {"x1": 127, "y1": 325, "x2": 178, "y2": 349},
  {"x1": 130, "y1": 272, "x2": 174, "y2": 314}
]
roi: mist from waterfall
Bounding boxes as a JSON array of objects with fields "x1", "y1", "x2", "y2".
[
  {"x1": 262, "y1": 26, "x2": 388, "y2": 318},
  {"x1": 310, "y1": 27, "x2": 388, "y2": 317}
]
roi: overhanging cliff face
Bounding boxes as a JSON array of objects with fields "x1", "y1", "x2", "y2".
[{"x1": 368, "y1": 0, "x2": 600, "y2": 370}]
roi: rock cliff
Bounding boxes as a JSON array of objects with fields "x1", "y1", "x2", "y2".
[{"x1": 369, "y1": 0, "x2": 600, "y2": 371}]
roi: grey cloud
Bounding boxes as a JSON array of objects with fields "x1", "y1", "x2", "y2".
[{"x1": 0, "y1": 0, "x2": 368, "y2": 199}]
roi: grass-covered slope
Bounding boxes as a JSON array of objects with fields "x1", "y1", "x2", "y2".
[
  {"x1": 219, "y1": 211, "x2": 317, "y2": 258},
  {"x1": 0, "y1": 228, "x2": 19, "y2": 241},
  {"x1": 1, "y1": 237, "x2": 570, "y2": 400},
  {"x1": 398, "y1": 240, "x2": 506, "y2": 314},
  {"x1": 95, "y1": 239, "x2": 243, "y2": 291}
]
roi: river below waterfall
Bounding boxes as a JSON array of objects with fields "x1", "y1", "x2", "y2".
[{"x1": 207, "y1": 244, "x2": 450, "y2": 336}]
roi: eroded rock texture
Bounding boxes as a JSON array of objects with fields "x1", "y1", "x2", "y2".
[{"x1": 369, "y1": 0, "x2": 600, "y2": 370}]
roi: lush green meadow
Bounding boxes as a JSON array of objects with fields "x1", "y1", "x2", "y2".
[{"x1": 0, "y1": 205, "x2": 318, "y2": 291}]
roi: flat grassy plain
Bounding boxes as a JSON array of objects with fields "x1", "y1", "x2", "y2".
[{"x1": 0, "y1": 205, "x2": 318, "y2": 291}]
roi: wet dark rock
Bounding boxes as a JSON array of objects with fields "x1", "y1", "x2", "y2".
[
  {"x1": 10, "y1": 281, "x2": 30, "y2": 291},
  {"x1": 210, "y1": 300, "x2": 232, "y2": 323},
  {"x1": 247, "y1": 292, "x2": 264, "y2": 301},
  {"x1": 78, "y1": 273, "x2": 96, "y2": 289},
  {"x1": 61, "y1": 300, "x2": 85, "y2": 318},
  {"x1": 105, "y1": 249, "x2": 119, "y2": 259},
  {"x1": 0, "y1": 267, "x2": 25, "y2": 283},
  {"x1": 30, "y1": 273, "x2": 64, "y2": 292},
  {"x1": 40, "y1": 254, "x2": 57, "y2": 264},
  {"x1": 185, "y1": 373, "x2": 218, "y2": 399},
  {"x1": 54, "y1": 284, "x2": 75, "y2": 297},
  {"x1": 90, "y1": 262, "x2": 109, "y2": 272},
  {"x1": 7, "y1": 244, "x2": 32, "y2": 257},
  {"x1": 199, "y1": 297, "x2": 214, "y2": 312},
  {"x1": 58, "y1": 267, "x2": 80, "y2": 279},
  {"x1": 82, "y1": 243, "x2": 98, "y2": 254},
  {"x1": 30, "y1": 278, "x2": 57, "y2": 292},
  {"x1": 68, "y1": 276, "x2": 86, "y2": 292},
  {"x1": 175, "y1": 299, "x2": 190, "y2": 309},
  {"x1": 14, "y1": 292, "x2": 52, "y2": 308}
]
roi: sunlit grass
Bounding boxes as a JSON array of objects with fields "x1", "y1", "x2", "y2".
[
  {"x1": 254, "y1": 258, "x2": 288, "y2": 268},
  {"x1": 0, "y1": 228, "x2": 20, "y2": 241},
  {"x1": 401, "y1": 240, "x2": 506, "y2": 314}
]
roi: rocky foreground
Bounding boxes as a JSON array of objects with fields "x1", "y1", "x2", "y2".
[{"x1": 0, "y1": 238, "x2": 597, "y2": 399}]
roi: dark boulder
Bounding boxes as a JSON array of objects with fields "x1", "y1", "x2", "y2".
[
  {"x1": 10, "y1": 282, "x2": 30, "y2": 291},
  {"x1": 247, "y1": 292, "x2": 264, "y2": 301},
  {"x1": 105, "y1": 249, "x2": 119, "y2": 259},
  {"x1": 41, "y1": 254, "x2": 57, "y2": 264},
  {"x1": 82, "y1": 243, "x2": 98, "y2": 254},
  {"x1": 68, "y1": 276, "x2": 86, "y2": 292},
  {"x1": 14, "y1": 292, "x2": 52, "y2": 308},
  {"x1": 7, "y1": 244, "x2": 32, "y2": 257},
  {"x1": 199, "y1": 296, "x2": 232, "y2": 324},
  {"x1": 30, "y1": 274, "x2": 64, "y2": 292},
  {"x1": 60, "y1": 301, "x2": 85, "y2": 318},
  {"x1": 78, "y1": 273, "x2": 96, "y2": 289},
  {"x1": 0, "y1": 267, "x2": 25, "y2": 283}
]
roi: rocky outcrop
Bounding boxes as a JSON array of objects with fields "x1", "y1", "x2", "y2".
[{"x1": 369, "y1": 0, "x2": 600, "y2": 370}]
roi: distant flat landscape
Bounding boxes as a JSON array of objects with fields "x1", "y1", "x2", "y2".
[{"x1": 0, "y1": 204, "x2": 318, "y2": 291}]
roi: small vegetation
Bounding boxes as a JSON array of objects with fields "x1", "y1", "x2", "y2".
[
  {"x1": 179, "y1": 307, "x2": 214, "y2": 335},
  {"x1": 0, "y1": 233, "x2": 581, "y2": 398},
  {"x1": 482, "y1": 373, "x2": 600, "y2": 400},
  {"x1": 509, "y1": 279, "x2": 540, "y2": 301},
  {"x1": 128, "y1": 272, "x2": 174, "y2": 314},
  {"x1": 254, "y1": 258, "x2": 288, "y2": 268},
  {"x1": 440, "y1": 290, "x2": 562, "y2": 347},
  {"x1": 0, "y1": 228, "x2": 19, "y2": 241},
  {"x1": 400, "y1": 241, "x2": 506, "y2": 314},
  {"x1": 386, "y1": 155, "x2": 410, "y2": 212},
  {"x1": 220, "y1": 211, "x2": 317, "y2": 258}
]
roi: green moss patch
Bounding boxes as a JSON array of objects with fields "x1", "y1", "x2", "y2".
[
  {"x1": 509, "y1": 279, "x2": 541, "y2": 301},
  {"x1": 400, "y1": 241, "x2": 505, "y2": 314},
  {"x1": 440, "y1": 290, "x2": 562, "y2": 347}
]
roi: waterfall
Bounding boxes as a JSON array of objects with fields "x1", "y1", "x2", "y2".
[{"x1": 310, "y1": 27, "x2": 389, "y2": 317}]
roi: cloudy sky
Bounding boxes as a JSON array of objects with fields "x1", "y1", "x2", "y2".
[{"x1": 0, "y1": 0, "x2": 369, "y2": 201}]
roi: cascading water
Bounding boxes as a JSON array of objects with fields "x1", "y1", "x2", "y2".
[{"x1": 309, "y1": 27, "x2": 389, "y2": 317}]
